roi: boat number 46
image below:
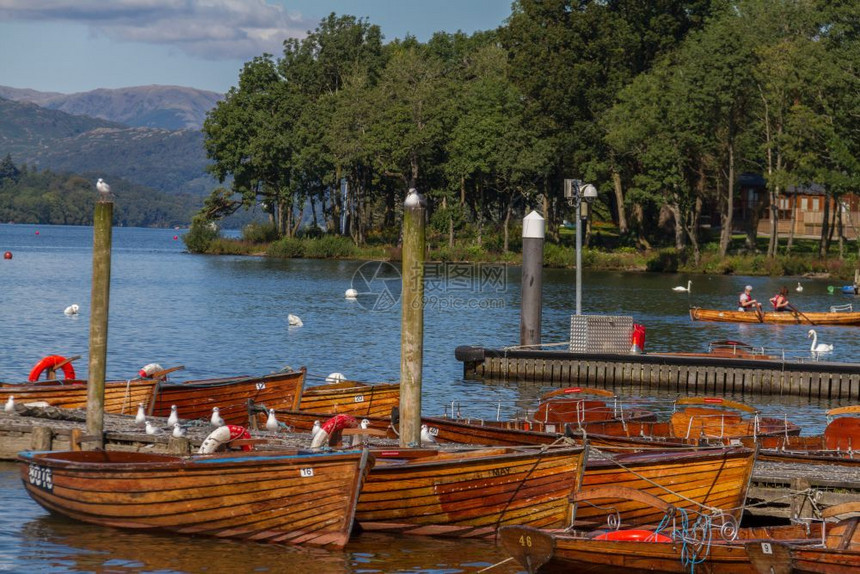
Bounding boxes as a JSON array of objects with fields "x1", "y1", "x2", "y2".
[
  {"x1": 28, "y1": 464, "x2": 53, "y2": 493},
  {"x1": 518, "y1": 535, "x2": 533, "y2": 548}
]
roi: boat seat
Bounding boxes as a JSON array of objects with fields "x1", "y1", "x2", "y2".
[{"x1": 823, "y1": 417, "x2": 860, "y2": 451}]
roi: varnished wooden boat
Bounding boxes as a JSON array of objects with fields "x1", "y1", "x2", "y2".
[
  {"x1": 532, "y1": 386, "x2": 656, "y2": 426},
  {"x1": 0, "y1": 379, "x2": 158, "y2": 416},
  {"x1": 354, "y1": 445, "x2": 587, "y2": 537},
  {"x1": 690, "y1": 306, "x2": 860, "y2": 325},
  {"x1": 498, "y1": 489, "x2": 848, "y2": 574},
  {"x1": 578, "y1": 446, "x2": 755, "y2": 527},
  {"x1": 581, "y1": 397, "x2": 800, "y2": 453},
  {"x1": 745, "y1": 502, "x2": 860, "y2": 574},
  {"x1": 19, "y1": 448, "x2": 372, "y2": 548},
  {"x1": 152, "y1": 368, "x2": 306, "y2": 425},
  {"x1": 298, "y1": 380, "x2": 400, "y2": 418},
  {"x1": 752, "y1": 405, "x2": 860, "y2": 466}
]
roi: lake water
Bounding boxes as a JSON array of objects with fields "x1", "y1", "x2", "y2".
[{"x1": 0, "y1": 223, "x2": 856, "y2": 573}]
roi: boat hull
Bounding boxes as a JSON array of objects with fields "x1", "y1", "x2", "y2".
[
  {"x1": 19, "y1": 448, "x2": 371, "y2": 548},
  {"x1": 298, "y1": 381, "x2": 400, "y2": 418},
  {"x1": 152, "y1": 369, "x2": 305, "y2": 425},
  {"x1": 355, "y1": 445, "x2": 586, "y2": 537},
  {"x1": 0, "y1": 380, "x2": 157, "y2": 416},
  {"x1": 690, "y1": 307, "x2": 860, "y2": 326}
]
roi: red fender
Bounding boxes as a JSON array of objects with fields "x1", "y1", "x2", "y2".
[
  {"x1": 28, "y1": 355, "x2": 76, "y2": 382},
  {"x1": 594, "y1": 529, "x2": 672, "y2": 543},
  {"x1": 227, "y1": 425, "x2": 253, "y2": 452}
]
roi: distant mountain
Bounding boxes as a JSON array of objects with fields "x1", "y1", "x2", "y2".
[
  {"x1": 0, "y1": 97, "x2": 217, "y2": 196},
  {"x1": 0, "y1": 85, "x2": 222, "y2": 130}
]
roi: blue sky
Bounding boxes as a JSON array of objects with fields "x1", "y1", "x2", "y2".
[{"x1": 0, "y1": 1, "x2": 513, "y2": 95}]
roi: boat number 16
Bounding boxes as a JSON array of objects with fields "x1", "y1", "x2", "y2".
[{"x1": 300, "y1": 468, "x2": 314, "y2": 478}]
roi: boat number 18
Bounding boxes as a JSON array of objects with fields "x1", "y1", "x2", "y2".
[
  {"x1": 300, "y1": 468, "x2": 314, "y2": 478},
  {"x1": 518, "y1": 535, "x2": 532, "y2": 548},
  {"x1": 28, "y1": 464, "x2": 53, "y2": 493}
]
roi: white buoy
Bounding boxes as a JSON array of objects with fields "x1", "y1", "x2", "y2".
[
  {"x1": 4, "y1": 396, "x2": 14, "y2": 413},
  {"x1": 420, "y1": 424, "x2": 436, "y2": 444},
  {"x1": 210, "y1": 407, "x2": 225, "y2": 427},
  {"x1": 325, "y1": 372, "x2": 346, "y2": 383},
  {"x1": 145, "y1": 421, "x2": 162, "y2": 435},
  {"x1": 266, "y1": 408, "x2": 279, "y2": 432},
  {"x1": 64, "y1": 304, "x2": 79, "y2": 315},
  {"x1": 345, "y1": 288, "x2": 358, "y2": 299},
  {"x1": 311, "y1": 420, "x2": 321, "y2": 437},
  {"x1": 135, "y1": 403, "x2": 146, "y2": 427},
  {"x1": 167, "y1": 405, "x2": 179, "y2": 427},
  {"x1": 288, "y1": 314, "x2": 303, "y2": 327},
  {"x1": 172, "y1": 423, "x2": 186, "y2": 438}
]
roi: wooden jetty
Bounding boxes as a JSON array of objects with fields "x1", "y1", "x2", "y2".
[{"x1": 455, "y1": 346, "x2": 860, "y2": 399}]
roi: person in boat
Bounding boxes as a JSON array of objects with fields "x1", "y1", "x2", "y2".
[
  {"x1": 738, "y1": 285, "x2": 760, "y2": 312},
  {"x1": 770, "y1": 286, "x2": 790, "y2": 311}
]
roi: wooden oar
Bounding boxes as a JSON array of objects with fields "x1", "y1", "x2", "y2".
[
  {"x1": 754, "y1": 304, "x2": 764, "y2": 323},
  {"x1": 787, "y1": 304, "x2": 815, "y2": 326}
]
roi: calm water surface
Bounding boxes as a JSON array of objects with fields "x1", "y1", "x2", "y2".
[{"x1": 0, "y1": 223, "x2": 856, "y2": 573}]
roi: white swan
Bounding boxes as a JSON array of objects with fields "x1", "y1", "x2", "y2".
[
  {"x1": 64, "y1": 304, "x2": 79, "y2": 315},
  {"x1": 288, "y1": 314, "x2": 303, "y2": 327},
  {"x1": 672, "y1": 280, "x2": 691, "y2": 293},
  {"x1": 808, "y1": 329, "x2": 834, "y2": 357},
  {"x1": 796, "y1": 282, "x2": 803, "y2": 292}
]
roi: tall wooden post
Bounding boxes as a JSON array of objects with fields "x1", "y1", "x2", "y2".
[
  {"x1": 400, "y1": 189, "x2": 425, "y2": 447},
  {"x1": 520, "y1": 211, "x2": 545, "y2": 347},
  {"x1": 86, "y1": 200, "x2": 113, "y2": 450}
]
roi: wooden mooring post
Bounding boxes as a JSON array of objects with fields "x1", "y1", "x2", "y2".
[
  {"x1": 85, "y1": 198, "x2": 113, "y2": 450},
  {"x1": 400, "y1": 189, "x2": 425, "y2": 447}
]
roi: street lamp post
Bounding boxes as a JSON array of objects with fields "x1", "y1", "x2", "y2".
[{"x1": 564, "y1": 179, "x2": 598, "y2": 315}]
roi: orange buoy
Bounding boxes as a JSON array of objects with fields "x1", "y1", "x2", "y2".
[
  {"x1": 28, "y1": 355, "x2": 76, "y2": 382},
  {"x1": 593, "y1": 529, "x2": 673, "y2": 543},
  {"x1": 3, "y1": 251, "x2": 11, "y2": 259}
]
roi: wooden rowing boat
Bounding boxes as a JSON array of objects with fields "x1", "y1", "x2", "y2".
[
  {"x1": 752, "y1": 405, "x2": 860, "y2": 466},
  {"x1": 19, "y1": 448, "x2": 372, "y2": 548},
  {"x1": 690, "y1": 306, "x2": 860, "y2": 325},
  {"x1": 745, "y1": 502, "x2": 860, "y2": 574},
  {"x1": 0, "y1": 379, "x2": 158, "y2": 416},
  {"x1": 354, "y1": 445, "x2": 587, "y2": 537},
  {"x1": 531, "y1": 386, "x2": 656, "y2": 426},
  {"x1": 578, "y1": 447, "x2": 755, "y2": 527},
  {"x1": 298, "y1": 380, "x2": 399, "y2": 418},
  {"x1": 151, "y1": 368, "x2": 306, "y2": 425},
  {"x1": 498, "y1": 489, "x2": 851, "y2": 574}
]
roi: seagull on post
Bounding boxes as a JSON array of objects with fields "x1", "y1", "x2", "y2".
[{"x1": 96, "y1": 178, "x2": 112, "y2": 201}]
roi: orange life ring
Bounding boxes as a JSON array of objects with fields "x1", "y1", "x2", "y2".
[
  {"x1": 28, "y1": 355, "x2": 76, "y2": 382},
  {"x1": 594, "y1": 529, "x2": 673, "y2": 543}
]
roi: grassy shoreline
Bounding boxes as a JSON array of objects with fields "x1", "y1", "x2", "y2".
[{"x1": 198, "y1": 234, "x2": 859, "y2": 281}]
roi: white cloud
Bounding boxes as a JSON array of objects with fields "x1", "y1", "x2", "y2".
[{"x1": 0, "y1": 0, "x2": 313, "y2": 60}]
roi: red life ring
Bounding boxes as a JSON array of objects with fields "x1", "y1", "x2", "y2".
[
  {"x1": 28, "y1": 355, "x2": 76, "y2": 382},
  {"x1": 594, "y1": 529, "x2": 673, "y2": 543}
]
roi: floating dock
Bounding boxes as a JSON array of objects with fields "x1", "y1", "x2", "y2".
[{"x1": 455, "y1": 347, "x2": 860, "y2": 400}]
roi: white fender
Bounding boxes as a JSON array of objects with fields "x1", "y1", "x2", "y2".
[{"x1": 199, "y1": 426, "x2": 232, "y2": 454}]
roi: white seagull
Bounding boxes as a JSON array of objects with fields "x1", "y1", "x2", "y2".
[
  {"x1": 145, "y1": 421, "x2": 163, "y2": 435},
  {"x1": 288, "y1": 314, "x2": 303, "y2": 327},
  {"x1": 172, "y1": 423, "x2": 186, "y2": 438},
  {"x1": 420, "y1": 424, "x2": 436, "y2": 444},
  {"x1": 808, "y1": 329, "x2": 834, "y2": 358},
  {"x1": 210, "y1": 406, "x2": 225, "y2": 427},
  {"x1": 266, "y1": 408, "x2": 279, "y2": 432},
  {"x1": 4, "y1": 396, "x2": 14, "y2": 413},
  {"x1": 96, "y1": 178, "x2": 112, "y2": 200},
  {"x1": 64, "y1": 304, "x2": 79, "y2": 315},
  {"x1": 796, "y1": 282, "x2": 804, "y2": 292},
  {"x1": 135, "y1": 403, "x2": 146, "y2": 427},
  {"x1": 672, "y1": 280, "x2": 692, "y2": 293},
  {"x1": 360, "y1": 419, "x2": 370, "y2": 429},
  {"x1": 167, "y1": 405, "x2": 179, "y2": 427}
]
